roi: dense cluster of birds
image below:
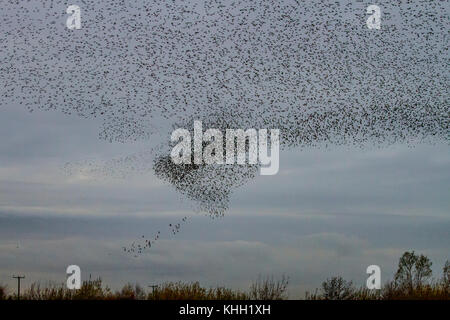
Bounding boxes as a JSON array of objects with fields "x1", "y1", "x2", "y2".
[{"x1": 1, "y1": 1, "x2": 448, "y2": 253}]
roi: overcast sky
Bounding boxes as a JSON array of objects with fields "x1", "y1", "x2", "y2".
[
  {"x1": 0, "y1": 0, "x2": 449, "y2": 298},
  {"x1": 0, "y1": 103, "x2": 448, "y2": 298}
]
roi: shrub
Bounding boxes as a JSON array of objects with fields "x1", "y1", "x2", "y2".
[
  {"x1": 0, "y1": 285, "x2": 7, "y2": 300},
  {"x1": 249, "y1": 275, "x2": 289, "y2": 300}
]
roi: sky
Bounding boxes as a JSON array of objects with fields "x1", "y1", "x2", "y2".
[
  {"x1": 0, "y1": 103, "x2": 449, "y2": 298},
  {"x1": 0, "y1": 0, "x2": 449, "y2": 298}
]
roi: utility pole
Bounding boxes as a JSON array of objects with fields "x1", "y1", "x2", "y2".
[
  {"x1": 148, "y1": 284, "x2": 158, "y2": 295},
  {"x1": 12, "y1": 275, "x2": 25, "y2": 300}
]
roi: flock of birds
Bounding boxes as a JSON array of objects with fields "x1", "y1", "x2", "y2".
[
  {"x1": 123, "y1": 216, "x2": 190, "y2": 256},
  {"x1": 1, "y1": 1, "x2": 448, "y2": 255}
]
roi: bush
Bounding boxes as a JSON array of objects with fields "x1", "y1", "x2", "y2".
[
  {"x1": 147, "y1": 281, "x2": 249, "y2": 300},
  {"x1": 116, "y1": 283, "x2": 146, "y2": 300},
  {"x1": 249, "y1": 275, "x2": 289, "y2": 300},
  {"x1": 21, "y1": 277, "x2": 113, "y2": 300},
  {"x1": 0, "y1": 285, "x2": 7, "y2": 300},
  {"x1": 311, "y1": 276, "x2": 355, "y2": 300}
]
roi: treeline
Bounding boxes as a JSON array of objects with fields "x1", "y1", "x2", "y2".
[
  {"x1": 0, "y1": 251, "x2": 448, "y2": 300},
  {"x1": 306, "y1": 251, "x2": 449, "y2": 300}
]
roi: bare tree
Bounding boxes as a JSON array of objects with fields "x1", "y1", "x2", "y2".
[
  {"x1": 394, "y1": 251, "x2": 432, "y2": 292},
  {"x1": 320, "y1": 276, "x2": 354, "y2": 300},
  {"x1": 249, "y1": 275, "x2": 289, "y2": 300},
  {"x1": 443, "y1": 260, "x2": 450, "y2": 290}
]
